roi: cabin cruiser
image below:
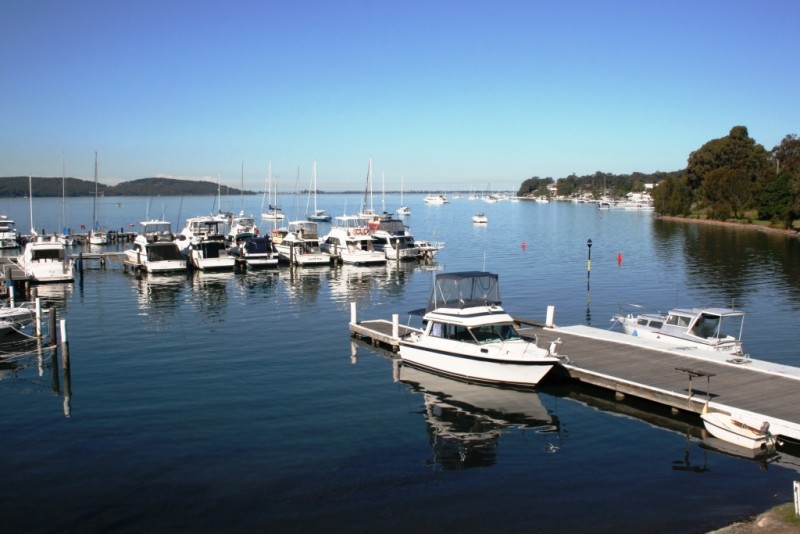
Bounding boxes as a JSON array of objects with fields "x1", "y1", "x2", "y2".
[
  {"x1": 274, "y1": 221, "x2": 331, "y2": 266},
  {"x1": 424, "y1": 194, "x2": 449, "y2": 204},
  {"x1": 226, "y1": 212, "x2": 257, "y2": 255},
  {"x1": 369, "y1": 217, "x2": 422, "y2": 261},
  {"x1": 472, "y1": 213, "x2": 488, "y2": 224},
  {"x1": 398, "y1": 271, "x2": 561, "y2": 387},
  {"x1": 0, "y1": 216, "x2": 20, "y2": 249},
  {"x1": 13, "y1": 235, "x2": 74, "y2": 283},
  {"x1": 237, "y1": 236, "x2": 278, "y2": 268},
  {"x1": 124, "y1": 220, "x2": 187, "y2": 273},
  {"x1": 176, "y1": 216, "x2": 236, "y2": 271},
  {"x1": 612, "y1": 306, "x2": 746, "y2": 357},
  {"x1": 320, "y1": 215, "x2": 386, "y2": 265}
]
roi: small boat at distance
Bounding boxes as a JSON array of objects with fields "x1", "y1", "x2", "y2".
[
  {"x1": 612, "y1": 305, "x2": 746, "y2": 357},
  {"x1": 0, "y1": 216, "x2": 20, "y2": 249},
  {"x1": 472, "y1": 213, "x2": 488, "y2": 224},
  {"x1": 398, "y1": 271, "x2": 561, "y2": 387}
]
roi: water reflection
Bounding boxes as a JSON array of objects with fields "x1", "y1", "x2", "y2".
[
  {"x1": 398, "y1": 363, "x2": 560, "y2": 469},
  {"x1": 132, "y1": 272, "x2": 189, "y2": 323},
  {"x1": 188, "y1": 270, "x2": 233, "y2": 321},
  {"x1": 652, "y1": 219, "x2": 800, "y2": 301}
]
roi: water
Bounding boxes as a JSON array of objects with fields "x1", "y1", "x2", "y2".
[{"x1": 1, "y1": 194, "x2": 799, "y2": 532}]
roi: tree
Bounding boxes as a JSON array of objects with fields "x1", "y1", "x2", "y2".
[
  {"x1": 701, "y1": 167, "x2": 750, "y2": 219},
  {"x1": 686, "y1": 126, "x2": 769, "y2": 209},
  {"x1": 758, "y1": 171, "x2": 793, "y2": 225},
  {"x1": 652, "y1": 175, "x2": 693, "y2": 216}
]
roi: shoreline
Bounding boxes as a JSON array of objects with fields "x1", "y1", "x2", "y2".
[
  {"x1": 656, "y1": 215, "x2": 799, "y2": 237},
  {"x1": 709, "y1": 502, "x2": 799, "y2": 533}
]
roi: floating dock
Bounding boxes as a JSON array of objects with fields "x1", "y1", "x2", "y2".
[{"x1": 348, "y1": 303, "x2": 800, "y2": 445}]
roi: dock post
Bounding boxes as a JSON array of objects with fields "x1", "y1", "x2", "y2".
[
  {"x1": 8, "y1": 283, "x2": 14, "y2": 307},
  {"x1": 545, "y1": 305, "x2": 555, "y2": 328},
  {"x1": 392, "y1": 314, "x2": 399, "y2": 339},
  {"x1": 49, "y1": 306, "x2": 57, "y2": 346},
  {"x1": 34, "y1": 297, "x2": 42, "y2": 338},
  {"x1": 60, "y1": 319, "x2": 70, "y2": 371},
  {"x1": 350, "y1": 302, "x2": 357, "y2": 325}
]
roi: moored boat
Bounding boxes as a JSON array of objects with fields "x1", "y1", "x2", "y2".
[
  {"x1": 274, "y1": 221, "x2": 331, "y2": 265},
  {"x1": 176, "y1": 216, "x2": 236, "y2": 271},
  {"x1": 398, "y1": 271, "x2": 561, "y2": 387},
  {"x1": 13, "y1": 235, "x2": 74, "y2": 283},
  {"x1": 612, "y1": 305, "x2": 746, "y2": 357},
  {"x1": 320, "y1": 215, "x2": 386, "y2": 265},
  {"x1": 701, "y1": 409, "x2": 776, "y2": 451},
  {"x1": 0, "y1": 215, "x2": 20, "y2": 249},
  {"x1": 472, "y1": 213, "x2": 488, "y2": 224},
  {"x1": 124, "y1": 220, "x2": 187, "y2": 273}
]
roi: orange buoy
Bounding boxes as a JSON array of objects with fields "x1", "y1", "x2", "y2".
[{"x1": 617, "y1": 252, "x2": 623, "y2": 266}]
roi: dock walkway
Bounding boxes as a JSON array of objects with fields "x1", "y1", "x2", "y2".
[{"x1": 348, "y1": 312, "x2": 800, "y2": 443}]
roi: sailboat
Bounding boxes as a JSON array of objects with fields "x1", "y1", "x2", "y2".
[
  {"x1": 396, "y1": 175, "x2": 411, "y2": 216},
  {"x1": 260, "y1": 161, "x2": 285, "y2": 222},
  {"x1": 306, "y1": 161, "x2": 331, "y2": 222},
  {"x1": 89, "y1": 152, "x2": 108, "y2": 245}
]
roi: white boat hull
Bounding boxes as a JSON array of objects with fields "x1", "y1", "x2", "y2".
[
  {"x1": 399, "y1": 339, "x2": 556, "y2": 387},
  {"x1": 701, "y1": 412, "x2": 773, "y2": 450}
]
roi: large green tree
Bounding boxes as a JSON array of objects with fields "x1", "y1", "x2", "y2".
[
  {"x1": 652, "y1": 175, "x2": 693, "y2": 216},
  {"x1": 686, "y1": 126, "x2": 769, "y2": 212}
]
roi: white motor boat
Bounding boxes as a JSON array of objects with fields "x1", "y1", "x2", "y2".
[
  {"x1": 612, "y1": 306, "x2": 746, "y2": 357},
  {"x1": 398, "y1": 271, "x2": 561, "y2": 387},
  {"x1": 369, "y1": 218, "x2": 422, "y2": 261},
  {"x1": 176, "y1": 216, "x2": 236, "y2": 271},
  {"x1": 274, "y1": 221, "x2": 331, "y2": 266},
  {"x1": 238, "y1": 236, "x2": 278, "y2": 268},
  {"x1": 472, "y1": 213, "x2": 488, "y2": 224},
  {"x1": 701, "y1": 410, "x2": 776, "y2": 451},
  {"x1": 424, "y1": 194, "x2": 449, "y2": 204},
  {"x1": 0, "y1": 216, "x2": 20, "y2": 249},
  {"x1": 0, "y1": 303, "x2": 36, "y2": 338},
  {"x1": 226, "y1": 212, "x2": 257, "y2": 254},
  {"x1": 320, "y1": 215, "x2": 386, "y2": 265},
  {"x1": 13, "y1": 235, "x2": 74, "y2": 283},
  {"x1": 124, "y1": 220, "x2": 187, "y2": 273}
]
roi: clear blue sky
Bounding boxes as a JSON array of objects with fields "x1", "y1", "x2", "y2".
[{"x1": 2, "y1": 1, "x2": 798, "y2": 192}]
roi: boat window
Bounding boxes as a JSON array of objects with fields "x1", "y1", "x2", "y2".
[
  {"x1": 430, "y1": 322, "x2": 443, "y2": 338},
  {"x1": 636, "y1": 319, "x2": 649, "y2": 326},
  {"x1": 32, "y1": 249, "x2": 64, "y2": 261},
  {"x1": 649, "y1": 321, "x2": 663, "y2": 329},
  {"x1": 470, "y1": 323, "x2": 517, "y2": 344},
  {"x1": 691, "y1": 315, "x2": 720, "y2": 339}
]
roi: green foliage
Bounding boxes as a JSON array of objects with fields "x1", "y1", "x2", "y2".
[
  {"x1": 652, "y1": 175, "x2": 693, "y2": 216},
  {"x1": 758, "y1": 171, "x2": 793, "y2": 224},
  {"x1": 701, "y1": 167, "x2": 751, "y2": 219}
]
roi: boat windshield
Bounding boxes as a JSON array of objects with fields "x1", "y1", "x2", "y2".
[{"x1": 470, "y1": 323, "x2": 520, "y2": 344}]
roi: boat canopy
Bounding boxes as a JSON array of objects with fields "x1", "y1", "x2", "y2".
[{"x1": 427, "y1": 271, "x2": 501, "y2": 312}]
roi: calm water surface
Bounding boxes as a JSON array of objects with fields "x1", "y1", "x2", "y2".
[{"x1": 1, "y1": 194, "x2": 799, "y2": 532}]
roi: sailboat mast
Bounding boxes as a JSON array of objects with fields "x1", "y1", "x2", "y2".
[
  {"x1": 93, "y1": 151, "x2": 99, "y2": 230},
  {"x1": 28, "y1": 175, "x2": 34, "y2": 235}
]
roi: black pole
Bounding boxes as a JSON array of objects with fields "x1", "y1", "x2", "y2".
[{"x1": 586, "y1": 239, "x2": 592, "y2": 291}]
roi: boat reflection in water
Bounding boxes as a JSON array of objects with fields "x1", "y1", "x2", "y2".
[{"x1": 397, "y1": 363, "x2": 560, "y2": 469}]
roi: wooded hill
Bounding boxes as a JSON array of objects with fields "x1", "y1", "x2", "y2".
[{"x1": 0, "y1": 177, "x2": 256, "y2": 197}]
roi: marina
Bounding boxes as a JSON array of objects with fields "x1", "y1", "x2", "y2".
[{"x1": 1, "y1": 193, "x2": 799, "y2": 533}]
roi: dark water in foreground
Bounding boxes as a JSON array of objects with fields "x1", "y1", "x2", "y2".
[{"x1": 1, "y1": 195, "x2": 799, "y2": 532}]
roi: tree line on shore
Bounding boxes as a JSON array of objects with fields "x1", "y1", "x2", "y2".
[
  {"x1": 517, "y1": 126, "x2": 800, "y2": 230},
  {"x1": 0, "y1": 177, "x2": 255, "y2": 197}
]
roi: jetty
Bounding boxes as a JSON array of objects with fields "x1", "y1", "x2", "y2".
[{"x1": 347, "y1": 303, "x2": 800, "y2": 446}]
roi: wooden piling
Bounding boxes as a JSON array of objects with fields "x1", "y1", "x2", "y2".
[
  {"x1": 49, "y1": 306, "x2": 57, "y2": 345},
  {"x1": 60, "y1": 319, "x2": 70, "y2": 371}
]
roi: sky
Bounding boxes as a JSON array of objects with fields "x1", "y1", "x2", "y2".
[{"x1": 1, "y1": 1, "x2": 798, "y2": 192}]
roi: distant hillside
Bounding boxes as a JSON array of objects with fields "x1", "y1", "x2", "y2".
[{"x1": 0, "y1": 176, "x2": 256, "y2": 197}]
